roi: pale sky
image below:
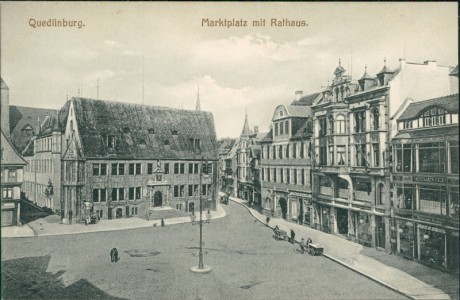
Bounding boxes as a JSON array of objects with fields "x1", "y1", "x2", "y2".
[{"x1": 1, "y1": 2, "x2": 457, "y2": 138}]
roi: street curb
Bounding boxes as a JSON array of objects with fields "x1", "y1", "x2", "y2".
[
  {"x1": 228, "y1": 197, "x2": 449, "y2": 300},
  {"x1": 2, "y1": 205, "x2": 227, "y2": 238}
]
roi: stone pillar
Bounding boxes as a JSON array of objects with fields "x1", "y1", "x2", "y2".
[{"x1": 330, "y1": 206, "x2": 336, "y2": 234}]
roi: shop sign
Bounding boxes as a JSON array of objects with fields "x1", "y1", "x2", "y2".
[
  {"x1": 412, "y1": 212, "x2": 447, "y2": 226},
  {"x1": 1, "y1": 203, "x2": 15, "y2": 209},
  {"x1": 413, "y1": 176, "x2": 444, "y2": 184}
]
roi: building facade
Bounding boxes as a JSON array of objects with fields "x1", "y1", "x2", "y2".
[
  {"x1": 311, "y1": 59, "x2": 456, "y2": 252},
  {"x1": 259, "y1": 91, "x2": 320, "y2": 223},
  {"x1": 391, "y1": 93, "x2": 459, "y2": 272},
  {"x1": 59, "y1": 97, "x2": 219, "y2": 224},
  {"x1": 1, "y1": 130, "x2": 27, "y2": 226}
]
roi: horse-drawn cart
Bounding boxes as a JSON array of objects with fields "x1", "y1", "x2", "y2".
[
  {"x1": 273, "y1": 227, "x2": 288, "y2": 241},
  {"x1": 306, "y1": 243, "x2": 324, "y2": 256}
]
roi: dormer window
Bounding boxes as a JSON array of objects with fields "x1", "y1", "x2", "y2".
[
  {"x1": 148, "y1": 128, "x2": 155, "y2": 134},
  {"x1": 421, "y1": 107, "x2": 449, "y2": 128},
  {"x1": 172, "y1": 130, "x2": 178, "y2": 136},
  {"x1": 279, "y1": 111, "x2": 284, "y2": 117},
  {"x1": 189, "y1": 138, "x2": 201, "y2": 153},
  {"x1": 107, "y1": 135, "x2": 116, "y2": 149},
  {"x1": 123, "y1": 127, "x2": 131, "y2": 133},
  {"x1": 164, "y1": 140, "x2": 170, "y2": 146}
]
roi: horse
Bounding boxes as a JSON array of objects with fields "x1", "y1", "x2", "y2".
[{"x1": 110, "y1": 248, "x2": 118, "y2": 262}]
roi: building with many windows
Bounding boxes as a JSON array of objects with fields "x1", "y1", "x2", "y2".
[
  {"x1": 391, "y1": 93, "x2": 458, "y2": 272},
  {"x1": 217, "y1": 138, "x2": 236, "y2": 193},
  {"x1": 259, "y1": 91, "x2": 320, "y2": 224},
  {"x1": 311, "y1": 59, "x2": 455, "y2": 252},
  {"x1": 59, "y1": 97, "x2": 218, "y2": 223}
]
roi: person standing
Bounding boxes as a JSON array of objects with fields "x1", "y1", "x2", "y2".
[
  {"x1": 266, "y1": 216, "x2": 270, "y2": 227},
  {"x1": 290, "y1": 229, "x2": 295, "y2": 244}
]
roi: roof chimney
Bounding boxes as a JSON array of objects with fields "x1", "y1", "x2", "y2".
[{"x1": 295, "y1": 91, "x2": 303, "y2": 101}]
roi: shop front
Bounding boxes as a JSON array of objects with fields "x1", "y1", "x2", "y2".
[
  {"x1": 349, "y1": 210, "x2": 372, "y2": 246},
  {"x1": 314, "y1": 203, "x2": 331, "y2": 233}
]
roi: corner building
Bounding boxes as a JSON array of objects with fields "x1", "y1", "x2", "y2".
[
  {"x1": 60, "y1": 98, "x2": 218, "y2": 223},
  {"x1": 391, "y1": 93, "x2": 459, "y2": 272},
  {"x1": 311, "y1": 59, "x2": 455, "y2": 252}
]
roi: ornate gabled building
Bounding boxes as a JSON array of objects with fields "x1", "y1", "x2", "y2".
[
  {"x1": 217, "y1": 138, "x2": 236, "y2": 191},
  {"x1": 391, "y1": 93, "x2": 458, "y2": 272},
  {"x1": 235, "y1": 113, "x2": 264, "y2": 207},
  {"x1": 260, "y1": 91, "x2": 321, "y2": 224},
  {"x1": 59, "y1": 97, "x2": 219, "y2": 224},
  {"x1": 311, "y1": 58, "x2": 456, "y2": 252}
]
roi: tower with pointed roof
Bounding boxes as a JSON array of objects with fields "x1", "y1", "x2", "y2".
[
  {"x1": 196, "y1": 85, "x2": 201, "y2": 111},
  {"x1": 358, "y1": 65, "x2": 376, "y2": 92}
]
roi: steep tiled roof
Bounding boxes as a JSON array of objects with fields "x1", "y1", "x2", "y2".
[
  {"x1": 291, "y1": 120, "x2": 313, "y2": 140},
  {"x1": 286, "y1": 105, "x2": 311, "y2": 117},
  {"x1": 1, "y1": 129, "x2": 27, "y2": 165},
  {"x1": 241, "y1": 114, "x2": 251, "y2": 136},
  {"x1": 377, "y1": 65, "x2": 394, "y2": 74},
  {"x1": 71, "y1": 98, "x2": 219, "y2": 160},
  {"x1": 395, "y1": 126, "x2": 458, "y2": 139},
  {"x1": 9, "y1": 106, "x2": 54, "y2": 153},
  {"x1": 358, "y1": 71, "x2": 374, "y2": 81},
  {"x1": 259, "y1": 129, "x2": 273, "y2": 143},
  {"x1": 37, "y1": 101, "x2": 70, "y2": 137},
  {"x1": 291, "y1": 92, "x2": 321, "y2": 106},
  {"x1": 398, "y1": 94, "x2": 459, "y2": 121}
]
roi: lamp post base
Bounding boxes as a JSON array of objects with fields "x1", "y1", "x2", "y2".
[{"x1": 190, "y1": 265, "x2": 212, "y2": 273}]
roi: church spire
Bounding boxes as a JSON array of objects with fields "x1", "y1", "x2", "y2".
[
  {"x1": 241, "y1": 109, "x2": 250, "y2": 136},
  {"x1": 195, "y1": 85, "x2": 201, "y2": 111}
]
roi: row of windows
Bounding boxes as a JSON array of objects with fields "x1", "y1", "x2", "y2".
[
  {"x1": 394, "y1": 141, "x2": 458, "y2": 174},
  {"x1": 25, "y1": 159, "x2": 54, "y2": 173},
  {"x1": 274, "y1": 120, "x2": 290, "y2": 136},
  {"x1": 261, "y1": 142, "x2": 310, "y2": 160},
  {"x1": 92, "y1": 162, "x2": 213, "y2": 176},
  {"x1": 261, "y1": 167, "x2": 310, "y2": 186},
  {"x1": 106, "y1": 135, "x2": 201, "y2": 153},
  {"x1": 318, "y1": 109, "x2": 380, "y2": 136},
  {"x1": 36, "y1": 137, "x2": 55, "y2": 153},
  {"x1": 92, "y1": 187, "x2": 142, "y2": 202},
  {"x1": 2, "y1": 187, "x2": 13, "y2": 199},
  {"x1": 401, "y1": 112, "x2": 458, "y2": 129},
  {"x1": 173, "y1": 184, "x2": 212, "y2": 197},
  {"x1": 318, "y1": 143, "x2": 381, "y2": 168},
  {"x1": 23, "y1": 181, "x2": 48, "y2": 197}
]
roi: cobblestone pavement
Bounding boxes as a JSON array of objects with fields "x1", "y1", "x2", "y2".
[{"x1": 2, "y1": 202, "x2": 407, "y2": 300}]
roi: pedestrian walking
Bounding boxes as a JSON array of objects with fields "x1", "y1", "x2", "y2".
[
  {"x1": 266, "y1": 216, "x2": 270, "y2": 227},
  {"x1": 69, "y1": 210, "x2": 73, "y2": 224},
  {"x1": 161, "y1": 218, "x2": 165, "y2": 227},
  {"x1": 290, "y1": 229, "x2": 295, "y2": 244}
]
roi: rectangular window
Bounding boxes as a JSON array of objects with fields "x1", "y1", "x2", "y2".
[
  {"x1": 188, "y1": 185, "x2": 193, "y2": 196},
  {"x1": 280, "y1": 122, "x2": 284, "y2": 135},
  {"x1": 293, "y1": 169, "x2": 297, "y2": 184},
  {"x1": 101, "y1": 189, "x2": 106, "y2": 202},
  {"x1": 174, "y1": 163, "x2": 179, "y2": 174},
  {"x1": 180, "y1": 185, "x2": 185, "y2": 197},
  {"x1": 112, "y1": 188, "x2": 117, "y2": 201},
  {"x1": 164, "y1": 163, "x2": 169, "y2": 174},
  {"x1": 278, "y1": 146, "x2": 283, "y2": 159},
  {"x1": 136, "y1": 187, "x2": 141, "y2": 199},
  {"x1": 418, "y1": 142, "x2": 446, "y2": 173},
  {"x1": 328, "y1": 145, "x2": 334, "y2": 166},
  {"x1": 118, "y1": 188, "x2": 124, "y2": 200},
  {"x1": 285, "y1": 120, "x2": 289, "y2": 135},
  {"x1": 286, "y1": 169, "x2": 290, "y2": 183},
  {"x1": 419, "y1": 185, "x2": 447, "y2": 215},
  {"x1": 202, "y1": 184, "x2": 207, "y2": 195},
  {"x1": 273, "y1": 168, "x2": 277, "y2": 182},
  {"x1": 319, "y1": 118, "x2": 327, "y2": 137},
  {"x1": 136, "y1": 163, "x2": 141, "y2": 175},
  {"x1": 129, "y1": 163, "x2": 135, "y2": 175},
  {"x1": 280, "y1": 168, "x2": 284, "y2": 183},
  {"x1": 100, "y1": 164, "x2": 107, "y2": 175},
  {"x1": 293, "y1": 143, "x2": 297, "y2": 159},
  {"x1": 450, "y1": 187, "x2": 459, "y2": 219},
  {"x1": 275, "y1": 123, "x2": 279, "y2": 136},
  {"x1": 148, "y1": 163, "x2": 153, "y2": 174},
  {"x1": 337, "y1": 146, "x2": 346, "y2": 165},
  {"x1": 300, "y1": 142, "x2": 304, "y2": 158},
  {"x1": 301, "y1": 169, "x2": 305, "y2": 185},
  {"x1": 355, "y1": 144, "x2": 367, "y2": 167},
  {"x1": 286, "y1": 145, "x2": 290, "y2": 158},
  {"x1": 180, "y1": 163, "x2": 185, "y2": 174},
  {"x1": 194, "y1": 185, "x2": 199, "y2": 196},
  {"x1": 93, "y1": 164, "x2": 100, "y2": 176},
  {"x1": 319, "y1": 146, "x2": 327, "y2": 165},
  {"x1": 174, "y1": 186, "x2": 179, "y2": 197},
  {"x1": 189, "y1": 163, "x2": 194, "y2": 174},
  {"x1": 129, "y1": 187, "x2": 135, "y2": 200},
  {"x1": 93, "y1": 189, "x2": 99, "y2": 201},
  {"x1": 373, "y1": 143, "x2": 380, "y2": 167},
  {"x1": 119, "y1": 164, "x2": 125, "y2": 175},
  {"x1": 112, "y1": 163, "x2": 118, "y2": 175}
]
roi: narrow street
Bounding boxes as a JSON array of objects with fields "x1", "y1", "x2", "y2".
[{"x1": 2, "y1": 202, "x2": 407, "y2": 299}]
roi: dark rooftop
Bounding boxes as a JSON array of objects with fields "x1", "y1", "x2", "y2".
[{"x1": 398, "y1": 94, "x2": 459, "y2": 121}]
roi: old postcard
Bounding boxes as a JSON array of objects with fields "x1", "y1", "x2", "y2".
[{"x1": 1, "y1": 2, "x2": 458, "y2": 299}]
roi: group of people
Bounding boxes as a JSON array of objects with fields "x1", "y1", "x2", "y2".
[{"x1": 272, "y1": 222, "x2": 313, "y2": 254}]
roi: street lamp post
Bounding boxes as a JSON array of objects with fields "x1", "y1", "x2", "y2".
[{"x1": 191, "y1": 156, "x2": 212, "y2": 273}]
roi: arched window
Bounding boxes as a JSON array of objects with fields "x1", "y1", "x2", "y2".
[{"x1": 336, "y1": 115, "x2": 345, "y2": 133}]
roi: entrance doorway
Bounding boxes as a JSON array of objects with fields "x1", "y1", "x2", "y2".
[
  {"x1": 336, "y1": 208, "x2": 348, "y2": 235},
  {"x1": 189, "y1": 202, "x2": 195, "y2": 214},
  {"x1": 116, "y1": 208, "x2": 123, "y2": 219},
  {"x1": 279, "y1": 197, "x2": 287, "y2": 219},
  {"x1": 153, "y1": 191, "x2": 162, "y2": 207}
]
